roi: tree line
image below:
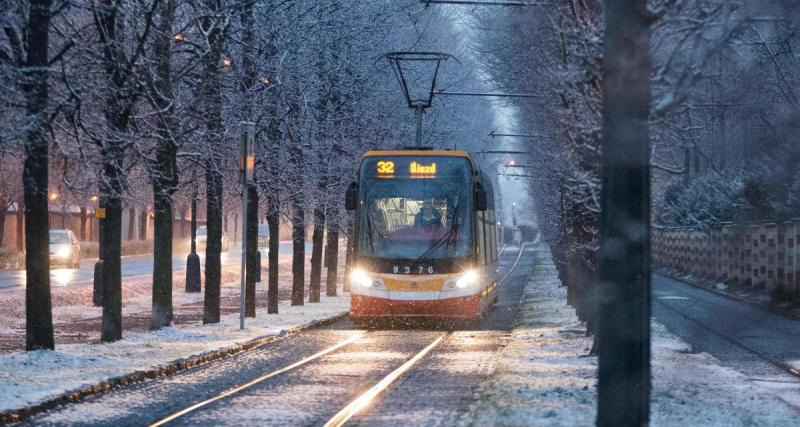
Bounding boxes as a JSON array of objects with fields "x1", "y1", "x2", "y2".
[{"x1": 1, "y1": 1, "x2": 499, "y2": 350}]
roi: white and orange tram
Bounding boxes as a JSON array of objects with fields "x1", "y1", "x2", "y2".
[{"x1": 344, "y1": 150, "x2": 499, "y2": 324}]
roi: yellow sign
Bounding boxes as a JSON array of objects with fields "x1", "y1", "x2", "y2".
[
  {"x1": 95, "y1": 208, "x2": 106, "y2": 219},
  {"x1": 239, "y1": 155, "x2": 255, "y2": 172},
  {"x1": 410, "y1": 161, "x2": 436, "y2": 175},
  {"x1": 376, "y1": 161, "x2": 395, "y2": 175}
]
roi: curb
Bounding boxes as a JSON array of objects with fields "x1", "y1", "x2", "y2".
[
  {"x1": 0, "y1": 311, "x2": 349, "y2": 425},
  {"x1": 654, "y1": 271, "x2": 800, "y2": 322}
]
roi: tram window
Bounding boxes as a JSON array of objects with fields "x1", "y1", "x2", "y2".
[
  {"x1": 478, "y1": 211, "x2": 486, "y2": 265},
  {"x1": 357, "y1": 177, "x2": 475, "y2": 260},
  {"x1": 488, "y1": 209, "x2": 496, "y2": 262}
]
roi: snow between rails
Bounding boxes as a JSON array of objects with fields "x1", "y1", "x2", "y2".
[{"x1": 459, "y1": 244, "x2": 800, "y2": 426}]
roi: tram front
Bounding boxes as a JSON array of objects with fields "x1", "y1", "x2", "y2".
[{"x1": 345, "y1": 150, "x2": 494, "y2": 324}]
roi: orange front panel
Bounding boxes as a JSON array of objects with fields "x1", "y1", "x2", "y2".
[{"x1": 351, "y1": 294, "x2": 481, "y2": 319}]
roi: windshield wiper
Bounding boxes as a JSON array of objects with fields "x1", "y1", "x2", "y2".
[{"x1": 409, "y1": 202, "x2": 462, "y2": 270}]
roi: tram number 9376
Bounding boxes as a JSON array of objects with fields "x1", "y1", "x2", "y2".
[{"x1": 393, "y1": 265, "x2": 435, "y2": 274}]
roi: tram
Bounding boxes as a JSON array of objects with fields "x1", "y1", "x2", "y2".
[{"x1": 345, "y1": 149, "x2": 498, "y2": 324}]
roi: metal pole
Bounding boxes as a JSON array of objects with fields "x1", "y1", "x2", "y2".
[
  {"x1": 239, "y1": 122, "x2": 254, "y2": 330},
  {"x1": 240, "y1": 174, "x2": 247, "y2": 330},
  {"x1": 415, "y1": 106, "x2": 423, "y2": 147},
  {"x1": 190, "y1": 194, "x2": 197, "y2": 254}
]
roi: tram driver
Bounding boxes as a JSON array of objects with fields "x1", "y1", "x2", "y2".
[{"x1": 414, "y1": 199, "x2": 442, "y2": 229}]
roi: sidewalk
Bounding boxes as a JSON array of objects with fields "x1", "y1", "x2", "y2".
[
  {"x1": 0, "y1": 250, "x2": 343, "y2": 354},
  {"x1": 459, "y1": 244, "x2": 800, "y2": 426}
]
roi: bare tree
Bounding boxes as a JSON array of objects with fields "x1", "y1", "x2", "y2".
[
  {"x1": 20, "y1": 0, "x2": 55, "y2": 350},
  {"x1": 146, "y1": 0, "x2": 178, "y2": 329}
]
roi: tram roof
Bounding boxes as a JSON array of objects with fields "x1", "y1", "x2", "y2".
[{"x1": 361, "y1": 150, "x2": 472, "y2": 158}]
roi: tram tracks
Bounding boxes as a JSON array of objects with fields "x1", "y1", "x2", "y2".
[
  {"x1": 654, "y1": 298, "x2": 800, "y2": 380},
  {"x1": 148, "y1": 244, "x2": 530, "y2": 426}
]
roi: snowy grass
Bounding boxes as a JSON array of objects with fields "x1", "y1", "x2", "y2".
[
  {"x1": 0, "y1": 291, "x2": 349, "y2": 413},
  {"x1": 460, "y1": 244, "x2": 800, "y2": 426}
]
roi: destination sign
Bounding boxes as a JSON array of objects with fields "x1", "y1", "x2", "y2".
[
  {"x1": 363, "y1": 155, "x2": 470, "y2": 181},
  {"x1": 375, "y1": 159, "x2": 437, "y2": 178}
]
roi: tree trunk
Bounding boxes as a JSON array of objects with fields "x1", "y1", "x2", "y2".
[
  {"x1": 16, "y1": 201, "x2": 25, "y2": 252},
  {"x1": 291, "y1": 201, "x2": 305, "y2": 306},
  {"x1": 100, "y1": 145, "x2": 124, "y2": 342},
  {"x1": 325, "y1": 223, "x2": 339, "y2": 296},
  {"x1": 0, "y1": 202, "x2": 6, "y2": 248},
  {"x1": 79, "y1": 206, "x2": 87, "y2": 241},
  {"x1": 127, "y1": 207, "x2": 135, "y2": 241},
  {"x1": 198, "y1": 0, "x2": 225, "y2": 324},
  {"x1": 267, "y1": 196, "x2": 280, "y2": 313},
  {"x1": 596, "y1": 1, "x2": 652, "y2": 426},
  {"x1": 309, "y1": 203, "x2": 325, "y2": 303},
  {"x1": 203, "y1": 165, "x2": 223, "y2": 324},
  {"x1": 151, "y1": 190, "x2": 174, "y2": 328},
  {"x1": 22, "y1": 0, "x2": 54, "y2": 351},
  {"x1": 149, "y1": 0, "x2": 178, "y2": 330},
  {"x1": 138, "y1": 208, "x2": 147, "y2": 240},
  {"x1": 343, "y1": 215, "x2": 354, "y2": 293},
  {"x1": 245, "y1": 184, "x2": 258, "y2": 317},
  {"x1": 233, "y1": 213, "x2": 238, "y2": 245},
  {"x1": 179, "y1": 206, "x2": 187, "y2": 238}
]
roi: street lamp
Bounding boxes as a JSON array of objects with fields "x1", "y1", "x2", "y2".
[{"x1": 386, "y1": 52, "x2": 453, "y2": 147}]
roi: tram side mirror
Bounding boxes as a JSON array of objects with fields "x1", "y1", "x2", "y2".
[
  {"x1": 475, "y1": 188, "x2": 488, "y2": 211},
  {"x1": 345, "y1": 182, "x2": 358, "y2": 211}
]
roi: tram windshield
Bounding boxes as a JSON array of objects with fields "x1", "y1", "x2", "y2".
[{"x1": 357, "y1": 156, "x2": 474, "y2": 261}]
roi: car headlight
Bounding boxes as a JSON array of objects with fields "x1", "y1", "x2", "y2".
[
  {"x1": 56, "y1": 246, "x2": 71, "y2": 258},
  {"x1": 350, "y1": 268, "x2": 385, "y2": 289}
]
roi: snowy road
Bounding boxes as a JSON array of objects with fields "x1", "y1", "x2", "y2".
[
  {"x1": 17, "y1": 245, "x2": 536, "y2": 426},
  {"x1": 653, "y1": 273, "x2": 800, "y2": 379},
  {"x1": 0, "y1": 242, "x2": 310, "y2": 291}
]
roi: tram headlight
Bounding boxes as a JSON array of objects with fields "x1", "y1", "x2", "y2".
[
  {"x1": 350, "y1": 268, "x2": 386, "y2": 289},
  {"x1": 455, "y1": 270, "x2": 479, "y2": 289},
  {"x1": 351, "y1": 268, "x2": 372, "y2": 288}
]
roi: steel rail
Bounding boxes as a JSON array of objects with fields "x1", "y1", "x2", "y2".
[
  {"x1": 148, "y1": 334, "x2": 363, "y2": 427},
  {"x1": 323, "y1": 334, "x2": 450, "y2": 427},
  {"x1": 499, "y1": 242, "x2": 527, "y2": 286},
  {"x1": 324, "y1": 243, "x2": 529, "y2": 426},
  {"x1": 654, "y1": 299, "x2": 800, "y2": 379}
]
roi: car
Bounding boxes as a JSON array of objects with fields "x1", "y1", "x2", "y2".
[
  {"x1": 258, "y1": 224, "x2": 270, "y2": 252},
  {"x1": 49, "y1": 229, "x2": 81, "y2": 269},
  {"x1": 196, "y1": 226, "x2": 229, "y2": 252}
]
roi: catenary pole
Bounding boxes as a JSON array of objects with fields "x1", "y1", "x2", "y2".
[
  {"x1": 596, "y1": 1, "x2": 652, "y2": 425},
  {"x1": 240, "y1": 122, "x2": 255, "y2": 330}
]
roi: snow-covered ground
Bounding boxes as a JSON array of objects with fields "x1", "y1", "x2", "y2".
[
  {"x1": 460, "y1": 244, "x2": 800, "y2": 426},
  {"x1": 0, "y1": 291, "x2": 349, "y2": 413}
]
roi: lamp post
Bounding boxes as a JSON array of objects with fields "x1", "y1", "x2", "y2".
[
  {"x1": 186, "y1": 172, "x2": 201, "y2": 293},
  {"x1": 386, "y1": 52, "x2": 453, "y2": 147}
]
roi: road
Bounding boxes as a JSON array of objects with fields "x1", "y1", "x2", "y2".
[
  {"x1": 18, "y1": 244, "x2": 536, "y2": 426},
  {"x1": 0, "y1": 242, "x2": 311, "y2": 291},
  {"x1": 653, "y1": 273, "x2": 800, "y2": 379}
]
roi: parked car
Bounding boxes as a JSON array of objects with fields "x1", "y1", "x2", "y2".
[
  {"x1": 49, "y1": 229, "x2": 81, "y2": 269},
  {"x1": 196, "y1": 226, "x2": 229, "y2": 252},
  {"x1": 258, "y1": 224, "x2": 270, "y2": 253}
]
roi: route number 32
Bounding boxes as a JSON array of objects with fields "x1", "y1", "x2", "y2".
[{"x1": 377, "y1": 161, "x2": 395, "y2": 174}]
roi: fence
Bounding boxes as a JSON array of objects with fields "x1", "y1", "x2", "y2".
[{"x1": 652, "y1": 220, "x2": 800, "y2": 300}]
